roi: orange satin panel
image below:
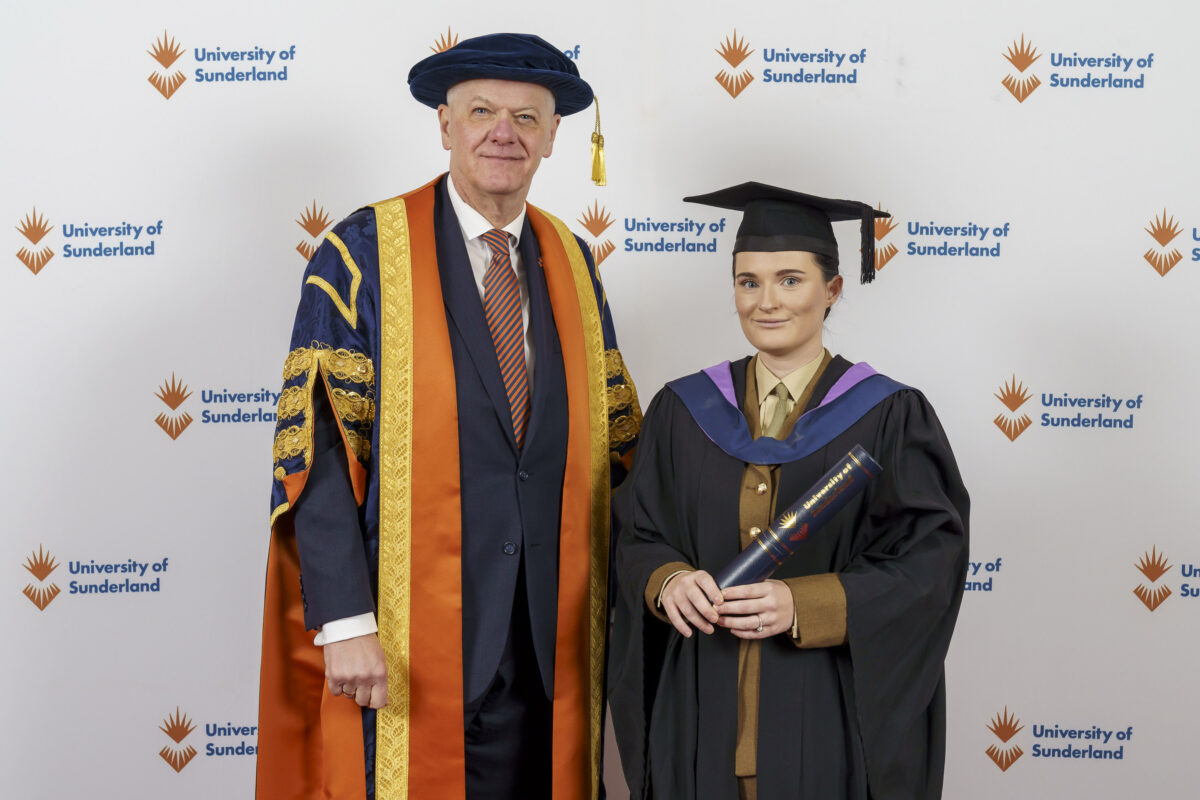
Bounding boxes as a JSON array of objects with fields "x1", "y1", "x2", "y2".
[
  {"x1": 256, "y1": 513, "x2": 367, "y2": 799},
  {"x1": 528, "y1": 207, "x2": 591, "y2": 800},
  {"x1": 402, "y1": 183, "x2": 468, "y2": 799}
]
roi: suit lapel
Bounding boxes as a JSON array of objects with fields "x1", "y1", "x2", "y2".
[
  {"x1": 519, "y1": 220, "x2": 556, "y2": 451},
  {"x1": 433, "y1": 178, "x2": 518, "y2": 451}
]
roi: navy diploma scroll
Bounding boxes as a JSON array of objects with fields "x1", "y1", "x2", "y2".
[{"x1": 715, "y1": 445, "x2": 883, "y2": 589}]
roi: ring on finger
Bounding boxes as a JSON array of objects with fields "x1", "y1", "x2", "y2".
[{"x1": 755, "y1": 614, "x2": 763, "y2": 633}]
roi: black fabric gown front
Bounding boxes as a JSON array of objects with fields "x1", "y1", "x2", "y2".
[{"x1": 608, "y1": 355, "x2": 970, "y2": 800}]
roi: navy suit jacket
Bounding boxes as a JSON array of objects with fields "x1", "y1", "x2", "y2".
[{"x1": 294, "y1": 177, "x2": 568, "y2": 702}]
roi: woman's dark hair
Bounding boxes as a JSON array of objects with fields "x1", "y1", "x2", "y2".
[{"x1": 732, "y1": 250, "x2": 841, "y2": 318}]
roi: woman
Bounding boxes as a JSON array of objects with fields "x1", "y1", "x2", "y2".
[{"x1": 608, "y1": 182, "x2": 969, "y2": 800}]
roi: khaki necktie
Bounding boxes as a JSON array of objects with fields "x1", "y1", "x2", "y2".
[{"x1": 763, "y1": 382, "x2": 791, "y2": 439}]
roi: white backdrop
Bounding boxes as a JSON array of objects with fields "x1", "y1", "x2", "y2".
[{"x1": 4, "y1": 1, "x2": 1198, "y2": 797}]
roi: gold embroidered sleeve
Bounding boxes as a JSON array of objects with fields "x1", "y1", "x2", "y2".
[
  {"x1": 605, "y1": 348, "x2": 642, "y2": 457},
  {"x1": 272, "y1": 343, "x2": 376, "y2": 476}
]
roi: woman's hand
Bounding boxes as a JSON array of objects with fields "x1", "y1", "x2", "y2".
[
  {"x1": 660, "y1": 570, "x2": 724, "y2": 637},
  {"x1": 714, "y1": 579, "x2": 795, "y2": 639}
]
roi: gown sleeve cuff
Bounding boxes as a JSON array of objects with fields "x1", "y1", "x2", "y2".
[
  {"x1": 783, "y1": 573, "x2": 847, "y2": 648},
  {"x1": 644, "y1": 561, "x2": 695, "y2": 622}
]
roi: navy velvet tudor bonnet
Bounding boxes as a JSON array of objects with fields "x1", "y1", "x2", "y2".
[{"x1": 408, "y1": 33, "x2": 594, "y2": 116}]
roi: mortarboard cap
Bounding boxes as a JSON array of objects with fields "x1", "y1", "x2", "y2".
[
  {"x1": 683, "y1": 181, "x2": 890, "y2": 284},
  {"x1": 408, "y1": 33, "x2": 594, "y2": 116}
]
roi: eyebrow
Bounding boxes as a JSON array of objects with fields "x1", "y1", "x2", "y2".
[
  {"x1": 735, "y1": 268, "x2": 808, "y2": 279},
  {"x1": 465, "y1": 96, "x2": 541, "y2": 114}
]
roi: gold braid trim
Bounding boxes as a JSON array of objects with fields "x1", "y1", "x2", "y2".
[
  {"x1": 537, "y1": 208, "x2": 610, "y2": 800},
  {"x1": 343, "y1": 427, "x2": 371, "y2": 463},
  {"x1": 273, "y1": 346, "x2": 376, "y2": 471},
  {"x1": 372, "y1": 196, "x2": 414, "y2": 799},
  {"x1": 276, "y1": 386, "x2": 308, "y2": 422},
  {"x1": 331, "y1": 387, "x2": 375, "y2": 424},
  {"x1": 281, "y1": 346, "x2": 374, "y2": 385},
  {"x1": 605, "y1": 348, "x2": 642, "y2": 453},
  {"x1": 304, "y1": 231, "x2": 363, "y2": 329}
]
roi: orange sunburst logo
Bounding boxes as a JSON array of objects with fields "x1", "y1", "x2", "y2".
[
  {"x1": 17, "y1": 208, "x2": 52, "y2": 245},
  {"x1": 993, "y1": 413, "x2": 1032, "y2": 441},
  {"x1": 1134, "y1": 546, "x2": 1172, "y2": 611},
  {"x1": 16, "y1": 208, "x2": 55, "y2": 275},
  {"x1": 431, "y1": 26, "x2": 460, "y2": 53},
  {"x1": 994, "y1": 376, "x2": 1032, "y2": 412},
  {"x1": 1136, "y1": 546, "x2": 1172, "y2": 582},
  {"x1": 23, "y1": 583, "x2": 62, "y2": 611},
  {"x1": 715, "y1": 30, "x2": 755, "y2": 99},
  {"x1": 155, "y1": 412, "x2": 194, "y2": 440},
  {"x1": 148, "y1": 31, "x2": 187, "y2": 99},
  {"x1": 160, "y1": 708, "x2": 196, "y2": 742},
  {"x1": 1143, "y1": 210, "x2": 1183, "y2": 276},
  {"x1": 296, "y1": 201, "x2": 333, "y2": 261},
  {"x1": 1144, "y1": 210, "x2": 1181, "y2": 247},
  {"x1": 1004, "y1": 35, "x2": 1040, "y2": 72},
  {"x1": 1002, "y1": 36, "x2": 1041, "y2": 103},
  {"x1": 716, "y1": 70, "x2": 754, "y2": 99},
  {"x1": 156, "y1": 374, "x2": 192, "y2": 411},
  {"x1": 296, "y1": 201, "x2": 334, "y2": 238},
  {"x1": 21, "y1": 544, "x2": 61, "y2": 610},
  {"x1": 716, "y1": 31, "x2": 754, "y2": 68},
  {"x1": 159, "y1": 745, "x2": 198, "y2": 772},
  {"x1": 148, "y1": 31, "x2": 185, "y2": 69},
  {"x1": 578, "y1": 201, "x2": 614, "y2": 238},
  {"x1": 159, "y1": 707, "x2": 198, "y2": 772},
  {"x1": 24, "y1": 545, "x2": 58, "y2": 581},
  {"x1": 873, "y1": 205, "x2": 898, "y2": 271},
  {"x1": 985, "y1": 708, "x2": 1025, "y2": 771},
  {"x1": 589, "y1": 240, "x2": 616, "y2": 266}
]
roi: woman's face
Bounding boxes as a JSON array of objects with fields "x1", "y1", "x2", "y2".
[{"x1": 734, "y1": 250, "x2": 842, "y2": 368}]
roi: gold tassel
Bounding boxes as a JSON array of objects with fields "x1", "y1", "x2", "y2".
[{"x1": 590, "y1": 96, "x2": 606, "y2": 186}]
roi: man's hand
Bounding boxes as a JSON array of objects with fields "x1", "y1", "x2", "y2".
[
  {"x1": 714, "y1": 579, "x2": 795, "y2": 639},
  {"x1": 324, "y1": 633, "x2": 389, "y2": 709},
  {"x1": 660, "y1": 570, "x2": 724, "y2": 637}
]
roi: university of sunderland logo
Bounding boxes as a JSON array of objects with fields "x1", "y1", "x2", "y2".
[
  {"x1": 159, "y1": 708, "x2": 198, "y2": 772},
  {"x1": 22, "y1": 545, "x2": 61, "y2": 611},
  {"x1": 1002, "y1": 35, "x2": 1041, "y2": 103},
  {"x1": 431, "y1": 26, "x2": 460, "y2": 53},
  {"x1": 148, "y1": 30, "x2": 187, "y2": 100},
  {"x1": 993, "y1": 375, "x2": 1032, "y2": 442},
  {"x1": 16, "y1": 208, "x2": 54, "y2": 275},
  {"x1": 715, "y1": 30, "x2": 755, "y2": 98},
  {"x1": 986, "y1": 707, "x2": 1025, "y2": 771},
  {"x1": 1133, "y1": 547, "x2": 1172, "y2": 611},
  {"x1": 578, "y1": 200, "x2": 615, "y2": 266},
  {"x1": 873, "y1": 205, "x2": 898, "y2": 272},
  {"x1": 155, "y1": 374, "x2": 194, "y2": 440},
  {"x1": 296, "y1": 201, "x2": 334, "y2": 262},
  {"x1": 1143, "y1": 210, "x2": 1183, "y2": 276}
]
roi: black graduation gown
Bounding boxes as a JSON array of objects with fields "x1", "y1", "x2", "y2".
[{"x1": 608, "y1": 355, "x2": 969, "y2": 800}]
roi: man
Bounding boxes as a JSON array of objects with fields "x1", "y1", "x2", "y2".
[{"x1": 256, "y1": 33, "x2": 639, "y2": 800}]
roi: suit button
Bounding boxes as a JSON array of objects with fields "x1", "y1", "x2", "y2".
[
  {"x1": 518, "y1": 470, "x2": 530, "y2": 481},
  {"x1": 756, "y1": 482, "x2": 768, "y2": 495},
  {"x1": 502, "y1": 542, "x2": 517, "y2": 555},
  {"x1": 749, "y1": 527, "x2": 762, "y2": 539}
]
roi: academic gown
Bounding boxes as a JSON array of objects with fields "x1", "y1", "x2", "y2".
[{"x1": 608, "y1": 355, "x2": 969, "y2": 800}]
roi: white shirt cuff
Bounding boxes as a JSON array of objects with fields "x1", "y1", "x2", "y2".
[{"x1": 313, "y1": 612, "x2": 378, "y2": 645}]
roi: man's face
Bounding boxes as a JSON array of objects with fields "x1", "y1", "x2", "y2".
[{"x1": 439, "y1": 79, "x2": 561, "y2": 209}]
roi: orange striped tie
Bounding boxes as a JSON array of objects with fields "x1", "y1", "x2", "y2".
[{"x1": 480, "y1": 229, "x2": 530, "y2": 448}]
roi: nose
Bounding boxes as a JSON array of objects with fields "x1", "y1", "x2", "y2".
[
  {"x1": 758, "y1": 285, "x2": 778, "y2": 310},
  {"x1": 489, "y1": 112, "x2": 517, "y2": 143}
]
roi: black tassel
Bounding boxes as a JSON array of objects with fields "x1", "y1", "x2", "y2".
[{"x1": 860, "y1": 205, "x2": 875, "y2": 284}]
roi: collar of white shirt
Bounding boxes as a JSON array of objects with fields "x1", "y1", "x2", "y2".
[{"x1": 445, "y1": 174, "x2": 526, "y2": 246}]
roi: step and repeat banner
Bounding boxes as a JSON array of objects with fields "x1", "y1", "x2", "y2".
[{"x1": 4, "y1": 1, "x2": 1197, "y2": 797}]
